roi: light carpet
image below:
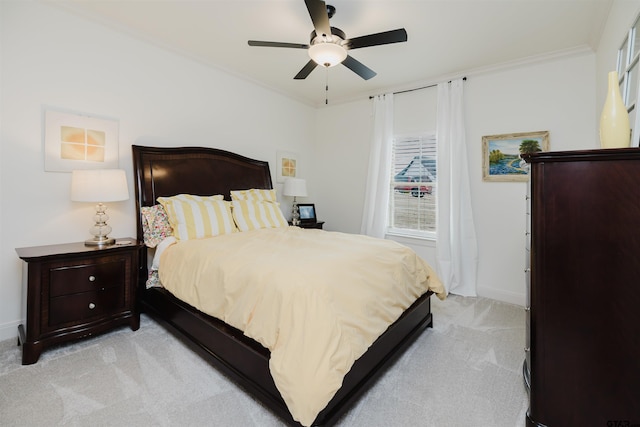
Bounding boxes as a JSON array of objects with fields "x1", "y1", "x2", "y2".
[{"x1": 0, "y1": 295, "x2": 528, "y2": 426}]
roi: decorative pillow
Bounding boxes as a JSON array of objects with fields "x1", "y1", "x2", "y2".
[
  {"x1": 231, "y1": 200, "x2": 288, "y2": 232},
  {"x1": 140, "y1": 204, "x2": 173, "y2": 248},
  {"x1": 165, "y1": 194, "x2": 224, "y2": 202},
  {"x1": 146, "y1": 270, "x2": 161, "y2": 289},
  {"x1": 157, "y1": 194, "x2": 236, "y2": 240},
  {"x1": 230, "y1": 188, "x2": 277, "y2": 202}
]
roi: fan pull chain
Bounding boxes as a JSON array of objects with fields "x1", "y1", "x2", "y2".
[{"x1": 325, "y1": 65, "x2": 329, "y2": 105}]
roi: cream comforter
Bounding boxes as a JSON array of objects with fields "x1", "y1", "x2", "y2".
[{"x1": 158, "y1": 227, "x2": 444, "y2": 426}]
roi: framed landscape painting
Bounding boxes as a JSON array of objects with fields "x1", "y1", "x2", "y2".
[{"x1": 482, "y1": 131, "x2": 549, "y2": 182}]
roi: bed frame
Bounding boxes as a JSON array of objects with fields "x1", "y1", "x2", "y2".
[{"x1": 132, "y1": 145, "x2": 434, "y2": 426}]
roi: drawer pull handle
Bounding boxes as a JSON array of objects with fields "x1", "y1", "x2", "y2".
[
  {"x1": 88, "y1": 303, "x2": 96, "y2": 309},
  {"x1": 88, "y1": 276, "x2": 96, "y2": 282}
]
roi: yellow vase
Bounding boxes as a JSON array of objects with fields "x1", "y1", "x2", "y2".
[{"x1": 599, "y1": 71, "x2": 630, "y2": 148}]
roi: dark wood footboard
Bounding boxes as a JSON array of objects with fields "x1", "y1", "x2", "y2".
[{"x1": 140, "y1": 287, "x2": 433, "y2": 426}]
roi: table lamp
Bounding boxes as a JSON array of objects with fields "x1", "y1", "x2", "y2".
[
  {"x1": 71, "y1": 169, "x2": 129, "y2": 246},
  {"x1": 283, "y1": 177, "x2": 307, "y2": 226}
]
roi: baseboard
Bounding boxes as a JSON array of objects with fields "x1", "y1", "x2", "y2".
[
  {"x1": 477, "y1": 285, "x2": 526, "y2": 307},
  {"x1": 0, "y1": 319, "x2": 21, "y2": 342}
]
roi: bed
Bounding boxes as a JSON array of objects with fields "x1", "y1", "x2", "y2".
[{"x1": 132, "y1": 145, "x2": 444, "y2": 426}]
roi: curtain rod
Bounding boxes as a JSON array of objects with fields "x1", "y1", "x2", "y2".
[{"x1": 369, "y1": 77, "x2": 466, "y2": 99}]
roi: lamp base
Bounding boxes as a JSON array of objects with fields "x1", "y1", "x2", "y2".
[
  {"x1": 85, "y1": 203, "x2": 115, "y2": 247},
  {"x1": 291, "y1": 199, "x2": 300, "y2": 226},
  {"x1": 84, "y1": 236, "x2": 116, "y2": 247}
]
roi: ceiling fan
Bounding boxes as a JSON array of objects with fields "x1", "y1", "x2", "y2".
[{"x1": 248, "y1": 0, "x2": 408, "y2": 81}]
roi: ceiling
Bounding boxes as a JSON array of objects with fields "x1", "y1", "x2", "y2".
[{"x1": 50, "y1": 0, "x2": 613, "y2": 107}]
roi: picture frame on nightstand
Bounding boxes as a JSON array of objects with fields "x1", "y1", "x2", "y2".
[{"x1": 297, "y1": 203, "x2": 317, "y2": 224}]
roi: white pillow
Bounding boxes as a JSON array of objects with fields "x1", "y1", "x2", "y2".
[
  {"x1": 231, "y1": 200, "x2": 288, "y2": 232},
  {"x1": 151, "y1": 236, "x2": 177, "y2": 270},
  {"x1": 157, "y1": 194, "x2": 236, "y2": 240}
]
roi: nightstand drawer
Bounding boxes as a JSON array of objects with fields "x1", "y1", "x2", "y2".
[
  {"x1": 50, "y1": 260, "x2": 125, "y2": 297},
  {"x1": 49, "y1": 286, "x2": 124, "y2": 326}
]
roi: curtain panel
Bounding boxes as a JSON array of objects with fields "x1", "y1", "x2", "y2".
[
  {"x1": 436, "y1": 79, "x2": 478, "y2": 296},
  {"x1": 361, "y1": 93, "x2": 394, "y2": 238}
]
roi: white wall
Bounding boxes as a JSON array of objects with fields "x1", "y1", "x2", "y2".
[
  {"x1": 0, "y1": 1, "x2": 315, "y2": 340},
  {"x1": 314, "y1": 52, "x2": 597, "y2": 306},
  {"x1": 467, "y1": 54, "x2": 597, "y2": 304},
  {"x1": 596, "y1": 1, "x2": 640, "y2": 115},
  {"x1": 312, "y1": 99, "x2": 372, "y2": 234}
]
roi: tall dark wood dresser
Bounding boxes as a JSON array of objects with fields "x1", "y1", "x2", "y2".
[{"x1": 523, "y1": 148, "x2": 640, "y2": 427}]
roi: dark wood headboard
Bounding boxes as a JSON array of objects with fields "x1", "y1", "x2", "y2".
[
  {"x1": 132, "y1": 145, "x2": 273, "y2": 289},
  {"x1": 132, "y1": 145, "x2": 273, "y2": 243}
]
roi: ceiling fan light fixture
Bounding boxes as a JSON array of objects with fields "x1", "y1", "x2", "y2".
[
  {"x1": 249, "y1": 3, "x2": 407, "y2": 81},
  {"x1": 308, "y1": 42, "x2": 347, "y2": 67}
]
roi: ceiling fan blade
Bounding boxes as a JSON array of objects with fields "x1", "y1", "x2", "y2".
[
  {"x1": 305, "y1": 0, "x2": 331, "y2": 37},
  {"x1": 294, "y1": 60, "x2": 318, "y2": 80},
  {"x1": 344, "y1": 28, "x2": 408, "y2": 50},
  {"x1": 342, "y1": 55, "x2": 376, "y2": 80},
  {"x1": 248, "y1": 40, "x2": 309, "y2": 49}
]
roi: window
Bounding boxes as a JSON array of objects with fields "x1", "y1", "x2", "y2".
[
  {"x1": 617, "y1": 14, "x2": 640, "y2": 143},
  {"x1": 388, "y1": 134, "x2": 437, "y2": 238}
]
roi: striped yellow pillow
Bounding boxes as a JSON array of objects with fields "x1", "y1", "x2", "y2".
[
  {"x1": 230, "y1": 188, "x2": 277, "y2": 202},
  {"x1": 159, "y1": 194, "x2": 224, "y2": 202},
  {"x1": 231, "y1": 200, "x2": 288, "y2": 232},
  {"x1": 157, "y1": 194, "x2": 236, "y2": 240}
]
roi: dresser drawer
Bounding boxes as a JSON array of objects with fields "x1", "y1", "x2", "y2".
[
  {"x1": 49, "y1": 286, "x2": 124, "y2": 326},
  {"x1": 50, "y1": 260, "x2": 125, "y2": 297}
]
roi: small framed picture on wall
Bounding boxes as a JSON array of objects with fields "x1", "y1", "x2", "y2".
[{"x1": 276, "y1": 151, "x2": 298, "y2": 183}]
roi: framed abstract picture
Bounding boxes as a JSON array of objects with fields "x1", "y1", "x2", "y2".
[
  {"x1": 276, "y1": 151, "x2": 298, "y2": 183},
  {"x1": 44, "y1": 107, "x2": 119, "y2": 172},
  {"x1": 482, "y1": 131, "x2": 549, "y2": 182}
]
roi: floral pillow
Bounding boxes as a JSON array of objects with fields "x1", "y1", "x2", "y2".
[{"x1": 141, "y1": 204, "x2": 173, "y2": 247}]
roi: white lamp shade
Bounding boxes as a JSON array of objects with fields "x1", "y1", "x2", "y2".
[
  {"x1": 71, "y1": 169, "x2": 129, "y2": 202},
  {"x1": 283, "y1": 177, "x2": 308, "y2": 197},
  {"x1": 308, "y1": 43, "x2": 347, "y2": 67}
]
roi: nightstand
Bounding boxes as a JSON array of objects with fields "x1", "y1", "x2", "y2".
[
  {"x1": 16, "y1": 238, "x2": 141, "y2": 365},
  {"x1": 291, "y1": 221, "x2": 324, "y2": 229}
]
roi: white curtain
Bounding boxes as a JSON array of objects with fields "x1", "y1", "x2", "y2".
[
  {"x1": 361, "y1": 93, "x2": 394, "y2": 238},
  {"x1": 436, "y1": 79, "x2": 478, "y2": 296}
]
